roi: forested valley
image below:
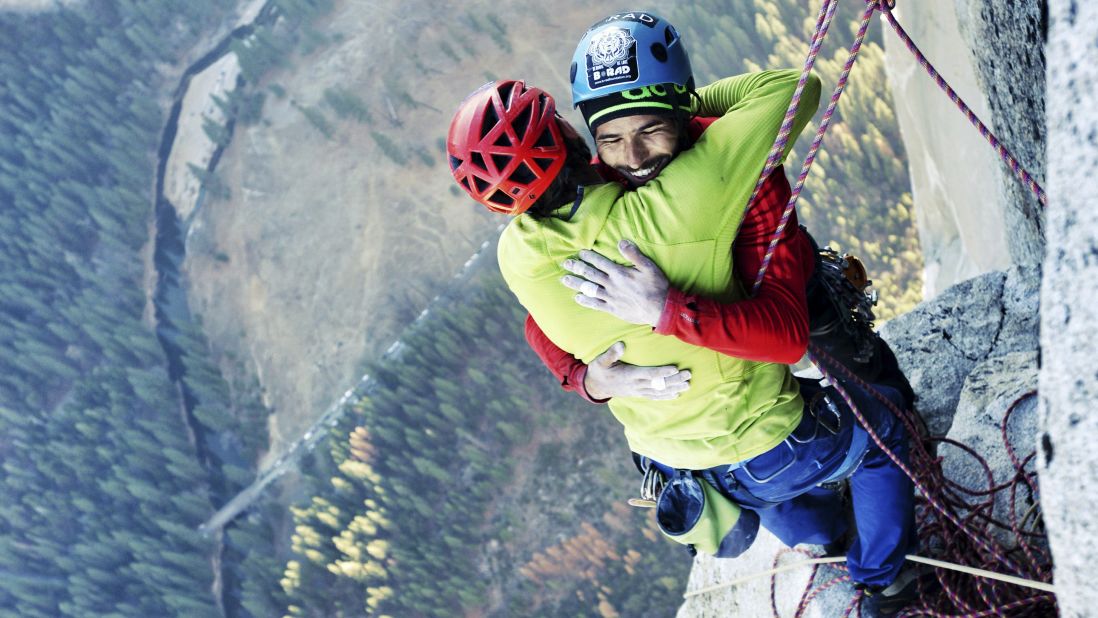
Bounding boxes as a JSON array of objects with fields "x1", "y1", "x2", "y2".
[{"x1": 0, "y1": 0, "x2": 918, "y2": 616}]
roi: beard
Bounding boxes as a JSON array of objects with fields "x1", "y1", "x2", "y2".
[{"x1": 616, "y1": 154, "x2": 672, "y2": 187}]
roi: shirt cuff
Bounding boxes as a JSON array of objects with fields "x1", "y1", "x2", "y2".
[{"x1": 655, "y1": 287, "x2": 694, "y2": 335}]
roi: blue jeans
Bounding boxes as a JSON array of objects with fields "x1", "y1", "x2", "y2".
[{"x1": 677, "y1": 379, "x2": 916, "y2": 587}]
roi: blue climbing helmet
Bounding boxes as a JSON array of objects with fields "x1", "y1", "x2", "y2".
[{"x1": 570, "y1": 11, "x2": 695, "y2": 130}]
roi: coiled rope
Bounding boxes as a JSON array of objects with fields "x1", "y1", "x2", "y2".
[{"x1": 801, "y1": 354, "x2": 1055, "y2": 616}]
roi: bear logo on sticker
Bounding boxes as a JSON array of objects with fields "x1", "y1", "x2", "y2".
[{"x1": 586, "y1": 27, "x2": 638, "y2": 90}]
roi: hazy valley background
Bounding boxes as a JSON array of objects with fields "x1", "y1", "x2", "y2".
[{"x1": 0, "y1": 0, "x2": 921, "y2": 615}]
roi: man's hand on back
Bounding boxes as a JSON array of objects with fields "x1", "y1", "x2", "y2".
[
  {"x1": 584, "y1": 342, "x2": 691, "y2": 401},
  {"x1": 561, "y1": 239, "x2": 670, "y2": 327}
]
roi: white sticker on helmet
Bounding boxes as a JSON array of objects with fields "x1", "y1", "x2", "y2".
[{"x1": 586, "y1": 28, "x2": 638, "y2": 90}]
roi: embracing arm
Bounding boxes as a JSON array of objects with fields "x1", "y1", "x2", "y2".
[
  {"x1": 566, "y1": 170, "x2": 814, "y2": 364},
  {"x1": 655, "y1": 169, "x2": 815, "y2": 363},
  {"x1": 694, "y1": 70, "x2": 821, "y2": 164},
  {"x1": 525, "y1": 314, "x2": 690, "y2": 402}
]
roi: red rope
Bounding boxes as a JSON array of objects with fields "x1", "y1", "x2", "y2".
[
  {"x1": 807, "y1": 347, "x2": 1057, "y2": 616},
  {"x1": 767, "y1": 548, "x2": 857, "y2": 618},
  {"x1": 741, "y1": 0, "x2": 839, "y2": 236}
]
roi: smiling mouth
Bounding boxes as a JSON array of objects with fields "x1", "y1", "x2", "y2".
[{"x1": 623, "y1": 157, "x2": 669, "y2": 185}]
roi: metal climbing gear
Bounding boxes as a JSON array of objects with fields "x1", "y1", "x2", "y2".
[{"x1": 811, "y1": 243, "x2": 878, "y2": 364}]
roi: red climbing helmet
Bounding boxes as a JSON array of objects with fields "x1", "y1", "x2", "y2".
[{"x1": 447, "y1": 80, "x2": 567, "y2": 215}]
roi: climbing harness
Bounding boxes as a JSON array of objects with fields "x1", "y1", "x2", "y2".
[{"x1": 687, "y1": 0, "x2": 1056, "y2": 615}]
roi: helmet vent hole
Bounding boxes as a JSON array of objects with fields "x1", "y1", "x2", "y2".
[
  {"x1": 650, "y1": 43, "x2": 668, "y2": 62},
  {"x1": 533, "y1": 157, "x2": 556, "y2": 172},
  {"x1": 470, "y1": 151, "x2": 487, "y2": 171},
  {"x1": 497, "y1": 81, "x2": 517, "y2": 105},
  {"x1": 448, "y1": 155, "x2": 462, "y2": 171},
  {"x1": 493, "y1": 131, "x2": 511, "y2": 147},
  {"x1": 533, "y1": 129, "x2": 556, "y2": 149},
  {"x1": 510, "y1": 161, "x2": 536, "y2": 184},
  {"x1": 665, "y1": 26, "x2": 677, "y2": 45},
  {"x1": 512, "y1": 105, "x2": 533, "y2": 141},
  {"x1": 491, "y1": 153, "x2": 512, "y2": 172},
  {"x1": 460, "y1": 177, "x2": 471, "y2": 191},
  {"x1": 481, "y1": 105, "x2": 499, "y2": 140},
  {"x1": 569, "y1": 61, "x2": 578, "y2": 84},
  {"x1": 488, "y1": 190, "x2": 514, "y2": 207},
  {"x1": 473, "y1": 176, "x2": 490, "y2": 193}
]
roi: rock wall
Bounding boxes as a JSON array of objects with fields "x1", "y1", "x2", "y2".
[
  {"x1": 0, "y1": 0, "x2": 81, "y2": 11},
  {"x1": 882, "y1": 2, "x2": 1012, "y2": 298},
  {"x1": 1039, "y1": 1, "x2": 1098, "y2": 616},
  {"x1": 954, "y1": 0, "x2": 1047, "y2": 264}
]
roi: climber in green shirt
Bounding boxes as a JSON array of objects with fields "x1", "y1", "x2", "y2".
[
  {"x1": 446, "y1": 66, "x2": 917, "y2": 604},
  {"x1": 456, "y1": 71, "x2": 815, "y2": 468}
]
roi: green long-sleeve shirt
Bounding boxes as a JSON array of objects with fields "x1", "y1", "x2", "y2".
[{"x1": 498, "y1": 70, "x2": 822, "y2": 469}]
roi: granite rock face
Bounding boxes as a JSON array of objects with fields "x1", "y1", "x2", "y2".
[
  {"x1": 675, "y1": 533, "x2": 827, "y2": 618},
  {"x1": 953, "y1": 0, "x2": 1047, "y2": 266},
  {"x1": 882, "y1": 1, "x2": 1046, "y2": 296},
  {"x1": 1039, "y1": 2, "x2": 1098, "y2": 616},
  {"x1": 940, "y1": 351, "x2": 1040, "y2": 548},
  {"x1": 879, "y1": 267, "x2": 1039, "y2": 436},
  {"x1": 882, "y1": 1, "x2": 1012, "y2": 297}
]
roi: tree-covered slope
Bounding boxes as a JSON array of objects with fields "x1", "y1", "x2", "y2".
[
  {"x1": 0, "y1": 2, "x2": 247, "y2": 615},
  {"x1": 277, "y1": 258, "x2": 691, "y2": 617}
]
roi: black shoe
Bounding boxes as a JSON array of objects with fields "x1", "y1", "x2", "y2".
[
  {"x1": 857, "y1": 564, "x2": 927, "y2": 616},
  {"x1": 822, "y1": 526, "x2": 854, "y2": 558}
]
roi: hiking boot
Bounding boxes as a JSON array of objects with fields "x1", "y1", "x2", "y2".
[
  {"x1": 822, "y1": 527, "x2": 854, "y2": 558},
  {"x1": 856, "y1": 563, "x2": 927, "y2": 616}
]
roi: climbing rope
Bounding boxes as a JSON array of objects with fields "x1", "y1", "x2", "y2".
[
  {"x1": 750, "y1": 0, "x2": 1048, "y2": 298},
  {"x1": 807, "y1": 348, "x2": 1055, "y2": 616},
  {"x1": 731, "y1": 0, "x2": 1056, "y2": 614},
  {"x1": 740, "y1": 0, "x2": 839, "y2": 244},
  {"x1": 752, "y1": 0, "x2": 879, "y2": 295},
  {"x1": 682, "y1": 551, "x2": 1054, "y2": 598},
  {"x1": 681, "y1": 348, "x2": 1055, "y2": 608},
  {"x1": 877, "y1": 2, "x2": 1047, "y2": 207}
]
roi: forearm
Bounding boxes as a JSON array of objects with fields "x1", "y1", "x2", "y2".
[
  {"x1": 696, "y1": 70, "x2": 822, "y2": 161},
  {"x1": 654, "y1": 170, "x2": 815, "y2": 363},
  {"x1": 655, "y1": 236, "x2": 812, "y2": 362}
]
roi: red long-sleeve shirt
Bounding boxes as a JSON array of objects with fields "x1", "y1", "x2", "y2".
[{"x1": 524, "y1": 118, "x2": 815, "y2": 402}]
